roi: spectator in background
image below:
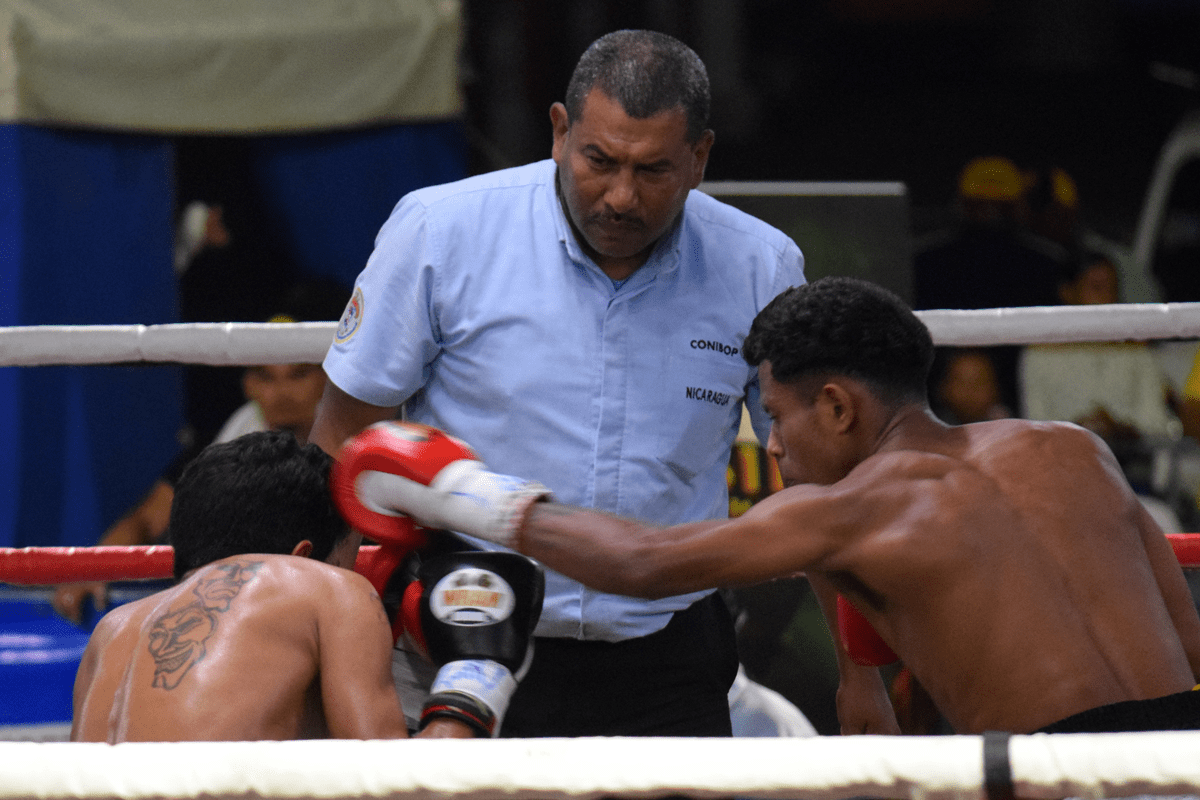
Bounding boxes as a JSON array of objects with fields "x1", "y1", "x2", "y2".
[
  {"x1": 913, "y1": 155, "x2": 1070, "y2": 312},
  {"x1": 51, "y1": 278, "x2": 350, "y2": 624},
  {"x1": 1024, "y1": 163, "x2": 1081, "y2": 258},
  {"x1": 1021, "y1": 166, "x2": 1200, "y2": 531},
  {"x1": 204, "y1": 276, "x2": 350, "y2": 444},
  {"x1": 929, "y1": 348, "x2": 1012, "y2": 425},
  {"x1": 913, "y1": 155, "x2": 1071, "y2": 414},
  {"x1": 1020, "y1": 254, "x2": 1181, "y2": 523},
  {"x1": 1024, "y1": 163, "x2": 1130, "y2": 295}
]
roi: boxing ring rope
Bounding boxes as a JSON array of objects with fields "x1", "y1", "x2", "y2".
[
  {"x1": 8, "y1": 535, "x2": 1196, "y2": 585},
  {"x1": 0, "y1": 544, "x2": 388, "y2": 584},
  {"x1": 1, "y1": 535, "x2": 1198, "y2": 588},
  {"x1": 0, "y1": 733, "x2": 1199, "y2": 800},
  {"x1": 5, "y1": 303, "x2": 1200, "y2": 368},
  {"x1": 0, "y1": 321, "x2": 339, "y2": 366},
  {"x1": 5, "y1": 308, "x2": 1200, "y2": 799}
]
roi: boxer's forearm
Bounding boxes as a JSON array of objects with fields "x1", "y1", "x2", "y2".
[
  {"x1": 328, "y1": 420, "x2": 745, "y2": 596},
  {"x1": 518, "y1": 502, "x2": 720, "y2": 599}
]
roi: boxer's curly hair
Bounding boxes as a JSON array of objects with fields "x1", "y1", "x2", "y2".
[
  {"x1": 743, "y1": 277, "x2": 934, "y2": 408},
  {"x1": 168, "y1": 430, "x2": 351, "y2": 580},
  {"x1": 565, "y1": 29, "x2": 710, "y2": 144}
]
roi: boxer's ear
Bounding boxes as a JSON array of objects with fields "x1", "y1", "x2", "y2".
[
  {"x1": 291, "y1": 540, "x2": 314, "y2": 559},
  {"x1": 818, "y1": 382, "x2": 857, "y2": 435}
]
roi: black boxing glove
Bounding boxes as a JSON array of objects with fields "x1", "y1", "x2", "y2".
[{"x1": 414, "y1": 551, "x2": 545, "y2": 737}]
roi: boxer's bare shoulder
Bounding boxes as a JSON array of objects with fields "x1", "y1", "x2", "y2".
[
  {"x1": 139, "y1": 554, "x2": 383, "y2": 653},
  {"x1": 762, "y1": 419, "x2": 1115, "y2": 579},
  {"x1": 957, "y1": 418, "x2": 1139, "y2": 518},
  {"x1": 959, "y1": 417, "x2": 1113, "y2": 468},
  {"x1": 841, "y1": 417, "x2": 1127, "y2": 521},
  {"x1": 71, "y1": 597, "x2": 149, "y2": 741}
]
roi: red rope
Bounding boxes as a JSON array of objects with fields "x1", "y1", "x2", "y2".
[
  {"x1": 0, "y1": 545, "x2": 384, "y2": 585},
  {"x1": 1168, "y1": 534, "x2": 1200, "y2": 568},
  {"x1": 0, "y1": 538, "x2": 1199, "y2": 586}
]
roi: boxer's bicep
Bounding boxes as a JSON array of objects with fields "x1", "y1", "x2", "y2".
[
  {"x1": 70, "y1": 637, "x2": 101, "y2": 739},
  {"x1": 1138, "y1": 504, "x2": 1200, "y2": 681},
  {"x1": 70, "y1": 614, "x2": 119, "y2": 741},
  {"x1": 317, "y1": 573, "x2": 409, "y2": 739}
]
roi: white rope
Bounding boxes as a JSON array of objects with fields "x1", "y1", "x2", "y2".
[
  {"x1": 921, "y1": 303, "x2": 1200, "y2": 347},
  {"x1": 0, "y1": 322, "x2": 337, "y2": 367},
  {"x1": 5, "y1": 305, "x2": 1200, "y2": 367},
  {"x1": 3, "y1": 309, "x2": 1200, "y2": 798},
  {"x1": 0, "y1": 733, "x2": 1196, "y2": 800}
]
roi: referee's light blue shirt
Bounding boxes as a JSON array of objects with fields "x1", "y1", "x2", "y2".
[{"x1": 325, "y1": 159, "x2": 805, "y2": 641}]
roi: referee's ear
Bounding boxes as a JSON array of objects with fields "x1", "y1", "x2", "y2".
[
  {"x1": 689, "y1": 129, "x2": 715, "y2": 188},
  {"x1": 291, "y1": 540, "x2": 314, "y2": 559}
]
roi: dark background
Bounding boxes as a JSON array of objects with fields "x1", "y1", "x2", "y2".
[
  {"x1": 459, "y1": 0, "x2": 1200, "y2": 244},
  {"x1": 176, "y1": 0, "x2": 1200, "y2": 292}
]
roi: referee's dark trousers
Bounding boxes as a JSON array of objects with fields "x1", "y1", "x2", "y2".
[{"x1": 500, "y1": 592, "x2": 740, "y2": 737}]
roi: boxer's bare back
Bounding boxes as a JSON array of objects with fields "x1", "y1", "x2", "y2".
[{"x1": 72, "y1": 554, "x2": 408, "y2": 742}]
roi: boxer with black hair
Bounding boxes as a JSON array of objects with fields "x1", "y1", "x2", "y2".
[
  {"x1": 72, "y1": 430, "x2": 541, "y2": 742},
  {"x1": 336, "y1": 278, "x2": 1200, "y2": 736}
]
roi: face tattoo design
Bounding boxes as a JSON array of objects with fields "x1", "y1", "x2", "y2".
[{"x1": 147, "y1": 561, "x2": 263, "y2": 690}]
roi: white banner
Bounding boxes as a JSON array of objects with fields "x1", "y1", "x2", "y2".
[{"x1": 0, "y1": 0, "x2": 462, "y2": 132}]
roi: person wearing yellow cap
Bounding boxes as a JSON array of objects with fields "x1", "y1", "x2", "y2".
[
  {"x1": 915, "y1": 155, "x2": 1070, "y2": 309},
  {"x1": 912, "y1": 154, "x2": 1073, "y2": 414},
  {"x1": 957, "y1": 155, "x2": 1031, "y2": 203}
]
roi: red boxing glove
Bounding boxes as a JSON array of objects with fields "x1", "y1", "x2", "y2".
[
  {"x1": 837, "y1": 594, "x2": 898, "y2": 666},
  {"x1": 331, "y1": 423, "x2": 448, "y2": 550},
  {"x1": 331, "y1": 421, "x2": 551, "y2": 548},
  {"x1": 354, "y1": 543, "x2": 426, "y2": 644}
]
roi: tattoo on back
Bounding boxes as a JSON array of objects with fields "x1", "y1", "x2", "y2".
[{"x1": 147, "y1": 561, "x2": 263, "y2": 689}]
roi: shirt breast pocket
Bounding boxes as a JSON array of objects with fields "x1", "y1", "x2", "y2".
[{"x1": 651, "y1": 352, "x2": 749, "y2": 482}]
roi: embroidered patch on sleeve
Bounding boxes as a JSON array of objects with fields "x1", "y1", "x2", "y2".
[{"x1": 335, "y1": 287, "x2": 364, "y2": 344}]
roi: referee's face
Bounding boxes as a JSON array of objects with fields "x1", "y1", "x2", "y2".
[{"x1": 551, "y1": 88, "x2": 713, "y2": 277}]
